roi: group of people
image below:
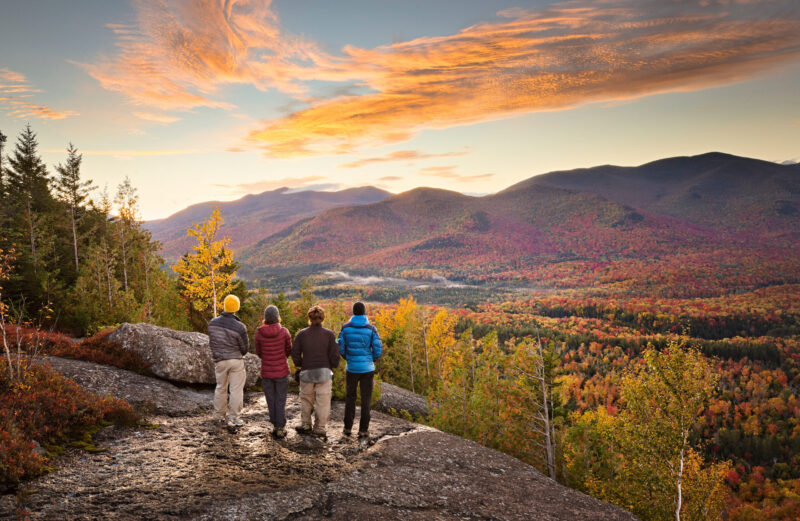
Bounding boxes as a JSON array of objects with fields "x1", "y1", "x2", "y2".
[{"x1": 207, "y1": 294, "x2": 383, "y2": 441}]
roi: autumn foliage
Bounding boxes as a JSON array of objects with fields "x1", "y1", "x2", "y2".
[{"x1": 0, "y1": 357, "x2": 138, "y2": 487}]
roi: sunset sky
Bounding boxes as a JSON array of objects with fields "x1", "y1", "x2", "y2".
[{"x1": 2, "y1": 0, "x2": 800, "y2": 220}]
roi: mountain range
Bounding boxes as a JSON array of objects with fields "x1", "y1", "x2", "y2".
[
  {"x1": 148, "y1": 152, "x2": 800, "y2": 296},
  {"x1": 146, "y1": 186, "x2": 390, "y2": 259}
]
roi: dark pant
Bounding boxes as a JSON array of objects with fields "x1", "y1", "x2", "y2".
[
  {"x1": 262, "y1": 376, "x2": 289, "y2": 428},
  {"x1": 344, "y1": 371, "x2": 374, "y2": 433}
]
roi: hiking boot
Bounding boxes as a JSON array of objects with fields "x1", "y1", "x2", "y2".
[
  {"x1": 274, "y1": 428, "x2": 287, "y2": 439},
  {"x1": 357, "y1": 431, "x2": 369, "y2": 439},
  {"x1": 313, "y1": 430, "x2": 328, "y2": 441},
  {"x1": 228, "y1": 417, "x2": 244, "y2": 428},
  {"x1": 342, "y1": 428, "x2": 352, "y2": 437},
  {"x1": 295, "y1": 424, "x2": 313, "y2": 435}
]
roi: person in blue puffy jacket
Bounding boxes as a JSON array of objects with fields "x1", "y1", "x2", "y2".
[{"x1": 338, "y1": 301, "x2": 383, "y2": 438}]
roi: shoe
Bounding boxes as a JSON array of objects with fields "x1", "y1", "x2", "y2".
[
  {"x1": 357, "y1": 431, "x2": 369, "y2": 439},
  {"x1": 228, "y1": 417, "x2": 244, "y2": 427},
  {"x1": 342, "y1": 428, "x2": 352, "y2": 437},
  {"x1": 313, "y1": 430, "x2": 328, "y2": 441},
  {"x1": 295, "y1": 424, "x2": 313, "y2": 435},
  {"x1": 274, "y1": 428, "x2": 287, "y2": 439}
]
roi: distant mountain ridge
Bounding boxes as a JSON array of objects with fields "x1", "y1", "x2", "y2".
[
  {"x1": 233, "y1": 152, "x2": 799, "y2": 296},
  {"x1": 146, "y1": 186, "x2": 391, "y2": 259}
]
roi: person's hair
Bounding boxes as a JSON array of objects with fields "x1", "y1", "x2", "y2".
[
  {"x1": 353, "y1": 301, "x2": 366, "y2": 316},
  {"x1": 307, "y1": 305, "x2": 325, "y2": 325}
]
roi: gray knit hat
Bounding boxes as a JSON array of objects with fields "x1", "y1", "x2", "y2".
[{"x1": 264, "y1": 305, "x2": 280, "y2": 324}]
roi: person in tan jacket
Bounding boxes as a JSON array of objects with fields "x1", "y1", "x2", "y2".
[{"x1": 291, "y1": 305, "x2": 340, "y2": 440}]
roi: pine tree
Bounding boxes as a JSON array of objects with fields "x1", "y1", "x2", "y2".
[
  {"x1": 5, "y1": 125, "x2": 53, "y2": 271},
  {"x1": 54, "y1": 144, "x2": 93, "y2": 272},
  {"x1": 0, "y1": 130, "x2": 7, "y2": 197},
  {"x1": 173, "y1": 207, "x2": 237, "y2": 319}
]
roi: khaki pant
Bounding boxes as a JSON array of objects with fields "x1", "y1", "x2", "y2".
[
  {"x1": 299, "y1": 379, "x2": 332, "y2": 434},
  {"x1": 213, "y1": 358, "x2": 246, "y2": 421}
]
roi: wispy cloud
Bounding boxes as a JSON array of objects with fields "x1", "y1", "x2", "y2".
[
  {"x1": 133, "y1": 111, "x2": 182, "y2": 124},
  {"x1": 338, "y1": 149, "x2": 469, "y2": 168},
  {"x1": 377, "y1": 175, "x2": 403, "y2": 181},
  {"x1": 81, "y1": 0, "x2": 319, "y2": 112},
  {"x1": 420, "y1": 166, "x2": 495, "y2": 181},
  {"x1": 85, "y1": 1, "x2": 800, "y2": 157},
  {"x1": 0, "y1": 68, "x2": 27, "y2": 83},
  {"x1": 45, "y1": 148, "x2": 200, "y2": 160},
  {"x1": 214, "y1": 175, "x2": 327, "y2": 195},
  {"x1": 247, "y1": 0, "x2": 800, "y2": 156},
  {"x1": 0, "y1": 67, "x2": 78, "y2": 120}
]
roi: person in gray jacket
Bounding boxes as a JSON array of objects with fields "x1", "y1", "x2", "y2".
[{"x1": 208, "y1": 294, "x2": 250, "y2": 428}]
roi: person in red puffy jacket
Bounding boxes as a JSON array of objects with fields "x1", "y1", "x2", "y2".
[{"x1": 254, "y1": 305, "x2": 292, "y2": 438}]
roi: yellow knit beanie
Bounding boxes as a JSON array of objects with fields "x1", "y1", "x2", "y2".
[{"x1": 223, "y1": 294, "x2": 240, "y2": 313}]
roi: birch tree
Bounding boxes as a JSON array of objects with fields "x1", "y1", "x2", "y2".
[
  {"x1": 562, "y1": 342, "x2": 730, "y2": 521},
  {"x1": 173, "y1": 207, "x2": 236, "y2": 319}
]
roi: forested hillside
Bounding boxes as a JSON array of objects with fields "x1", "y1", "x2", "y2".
[
  {"x1": 146, "y1": 186, "x2": 390, "y2": 260},
  {"x1": 240, "y1": 153, "x2": 799, "y2": 297}
]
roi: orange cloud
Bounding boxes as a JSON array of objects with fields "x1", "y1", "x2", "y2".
[
  {"x1": 0, "y1": 68, "x2": 78, "y2": 120},
  {"x1": 81, "y1": 0, "x2": 319, "y2": 112},
  {"x1": 338, "y1": 149, "x2": 469, "y2": 168},
  {"x1": 85, "y1": 1, "x2": 800, "y2": 156},
  {"x1": 247, "y1": 0, "x2": 800, "y2": 156},
  {"x1": 420, "y1": 166, "x2": 495, "y2": 181}
]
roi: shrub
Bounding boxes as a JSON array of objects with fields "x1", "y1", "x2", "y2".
[
  {"x1": 0, "y1": 358, "x2": 139, "y2": 488},
  {"x1": 62, "y1": 329, "x2": 150, "y2": 374},
  {"x1": 6, "y1": 326, "x2": 150, "y2": 374}
]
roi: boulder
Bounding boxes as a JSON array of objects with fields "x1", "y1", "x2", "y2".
[
  {"x1": 42, "y1": 356, "x2": 212, "y2": 416},
  {"x1": 376, "y1": 382, "x2": 429, "y2": 418},
  {"x1": 108, "y1": 323, "x2": 261, "y2": 387}
]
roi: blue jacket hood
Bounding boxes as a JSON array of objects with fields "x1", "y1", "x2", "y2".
[{"x1": 348, "y1": 315, "x2": 369, "y2": 326}]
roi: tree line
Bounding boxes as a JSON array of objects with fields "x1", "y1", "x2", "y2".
[{"x1": 0, "y1": 125, "x2": 188, "y2": 333}]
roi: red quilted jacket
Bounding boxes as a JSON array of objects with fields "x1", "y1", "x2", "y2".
[{"x1": 254, "y1": 323, "x2": 292, "y2": 379}]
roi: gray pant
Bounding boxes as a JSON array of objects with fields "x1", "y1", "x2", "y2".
[{"x1": 262, "y1": 377, "x2": 289, "y2": 428}]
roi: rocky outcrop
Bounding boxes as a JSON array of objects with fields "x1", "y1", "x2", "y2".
[
  {"x1": 8, "y1": 361, "x2": 638, "y2": 521},
  {"x1": 376, "y1": 382, "x2": 429, "y2": 418},
  {"x1": 109, "y1": 323, "x2": 261, "y2": 387},
  {"x1": 42, "y1": 356, "x2": 212, "y2": 417}
]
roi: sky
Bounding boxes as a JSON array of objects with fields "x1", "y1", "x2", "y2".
[{"x1": 1, "y1": 0, "x2": 799, "y2": 220}]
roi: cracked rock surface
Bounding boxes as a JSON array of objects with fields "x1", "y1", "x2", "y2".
[
  {"x1": 40, "y1": 356, "x2": 212, "y2": 416},
  {"x1": 7, "y1": 362, "x2": 638, "y2": 521}
]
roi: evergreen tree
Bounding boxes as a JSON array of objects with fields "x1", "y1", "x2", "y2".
[
  {"x1": 4, "y1": 125, "x2": 58, "y2": 308},
  {"x1": 54, "y1": 143, "x2": 93, "y2": 272},
  {"x1": 0, "y1": 130, "x2": 7, "y2": 198},
  {"x1": 6, "y1": 125, "x2": 52, "y2": 265}
]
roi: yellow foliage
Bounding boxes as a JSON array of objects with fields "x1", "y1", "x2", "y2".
[{"x1": 173, "y1": 207, "x2": 236, "y2": 318}]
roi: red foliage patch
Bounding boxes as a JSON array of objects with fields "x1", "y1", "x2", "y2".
[
  {"x1": 5, "y1": 327, "x2": 150, "y2": 374},
  {"x1": 0, "y1": 358, "x2": 138, "y2": 488}
]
